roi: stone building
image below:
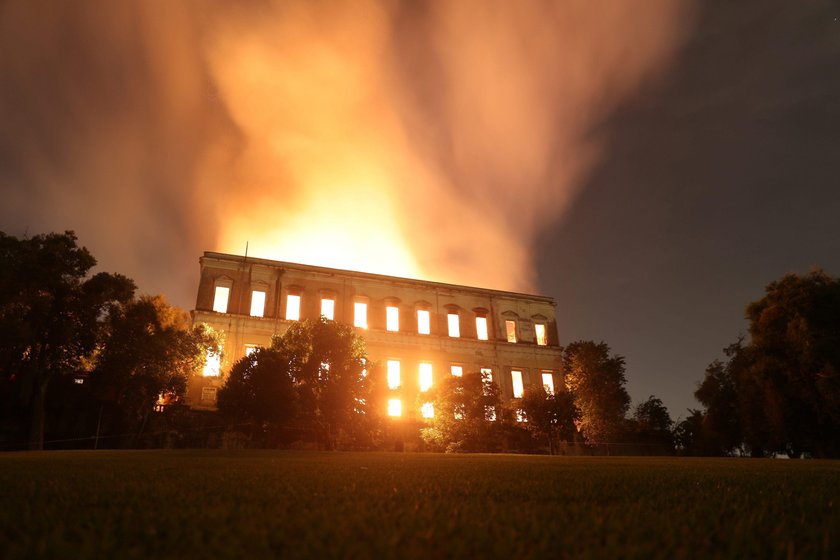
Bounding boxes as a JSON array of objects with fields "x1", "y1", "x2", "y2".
[{"x1": 188, "y1": 252, "x2": 564, "y2": 418}]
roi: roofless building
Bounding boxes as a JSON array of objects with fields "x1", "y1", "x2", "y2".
[{"x1": 188, "y1": 252, "x2": 564, "y2": 418}]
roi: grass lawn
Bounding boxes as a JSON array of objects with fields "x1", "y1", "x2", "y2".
[{"x1": 0, "y1": 451, "x2": 838, "y2": 559}]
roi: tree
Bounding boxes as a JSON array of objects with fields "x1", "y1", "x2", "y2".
[
  {"x1": 88, "y1": 295, "x2": 219, "y2": 444},
  {"x1": 629, "y1": 395, "x2": 674, "y2": 454},
  {"x1": 217, "y1": 347, "x2": 296, "y2": 445},
  {"x1": 420, "y1": 370, "x2": 503, "y2": 452},
  {"x1": 0, "y1": 231, "x2": 135, "y2": 449},
  {"x1": 562, "y1": 341, "x2": 631, "y2": 444},
  {"x1": 519, "y1": 386, "x2": 579, "y2": 454},
  {"x1": 698, "y1": 270, "x2": 840, "y2": 457},
  {"x1": 218, "y1": 317, "x2": 369, "y2": 449}
]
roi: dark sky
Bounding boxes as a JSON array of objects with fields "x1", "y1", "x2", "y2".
[
  {"x1": 538, "y1": 0, "x2": 840, "y2": 417},
  {"x1": 2, "y1": 0, "x2": 839, "y2": 420}
]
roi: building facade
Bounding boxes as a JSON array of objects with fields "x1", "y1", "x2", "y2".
[{"x1": 189, "y1": 252, "x2": 564, "y2": 418}]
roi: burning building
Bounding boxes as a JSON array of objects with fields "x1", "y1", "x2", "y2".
[{"x1": 188, "y1": 252, "x2": 563, "y2": 418}]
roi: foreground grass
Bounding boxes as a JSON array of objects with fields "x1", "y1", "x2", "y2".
[{"x1": 0, "y1": 452, "x2": 838, "y2": 559}]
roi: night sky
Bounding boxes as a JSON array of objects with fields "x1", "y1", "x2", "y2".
[{"x1": 2, "y1": 0, "x2": 839, "y2": 420}]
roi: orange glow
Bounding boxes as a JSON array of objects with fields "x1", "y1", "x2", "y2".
[{"x1": 387, "y1": 398, "x2": 402, "y2": 417}]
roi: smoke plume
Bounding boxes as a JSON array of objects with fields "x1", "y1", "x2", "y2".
[{"x1": 0, "y1": 0, "x2": 694, "y2": 304}]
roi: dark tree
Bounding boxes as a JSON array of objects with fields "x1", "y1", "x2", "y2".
[
  {"x1": 519, "y1": 385, "x2": 579, "y2": 454},
  {"x1": 628, "y1": 395, "x2": 675, "y2": 454},
  {"x1": 217, "y1": 347, "x2": 296, "y2": 444},
  {"x1": 420, "y1": 370, "x2": 503, "y2": 452},
  {"x1": 0, "y1": 231, "x2": 135, "y2": 449},
  {"x1": 562, "y1": 341, "x2": 631, "y2": 444},
  {"x1": 89, "y1": 295, "x2": 219, "y2": 444}
]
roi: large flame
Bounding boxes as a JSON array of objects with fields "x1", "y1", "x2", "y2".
[
  {"x1": 207, "y1": 0, "x2": 693, "y2": 290},
  {"x1": 0, "y1": 0, "x2": 695, "y2": 299}
]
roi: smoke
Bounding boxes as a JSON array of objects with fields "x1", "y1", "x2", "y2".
[{"x1": 0, "y1": 0, "x2": 694, "y2": 303}]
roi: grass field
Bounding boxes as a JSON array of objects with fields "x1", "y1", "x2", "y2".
[{"x1": 0, "y1": 451, "x2": 838, "y2": 559}]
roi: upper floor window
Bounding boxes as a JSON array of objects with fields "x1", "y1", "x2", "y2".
[
  {"x1": 354, "y1": 302, "x2": 368, "y2": 329},
  {"x1": 475, "y1": 316, "x2": 489, "y2": 340},
  {"x1": 505, "y1": 320, "x2": 517, "y2": 343},
  {"x1": 541, "y1": 371, "x2": 555, "y2": 395},
  {"x1": 387, "y1": 398, "x2": 402, "y2": 417},
  {"x1": 244, "y1": 344, "x2": 259, "y2": 357},
  {"x1": 417, "y1": 309, "x2": 431, "y2": 335},
  {"x1": 535, "y1": 324, "x2": 548, "y2": 346},
  {"x1": 386, "y1": 306, "x2": 400, "y2": 332},
  {"x1": 450, "y1": 365, "x2": 463, "y2": 377},
  {"x1": 447, "y1": 313, "x2": 460, "y2": 338},
  {"x1": 419, "y1": 362, "x2": 433, "y2": 392},
  {"x1": 387, "y1": 359, "x2": 401, "y2": 389},
  {"x1": 212, "y1": 286, "x2": 230, "y2": 314},
  {"x1": 203, "y1": 349, "x2": 221, "y2": 377},
  {"x1": 321, "y1": 298, "x2": 335, "y2": 320},
  {"x1": 285, "y1": 294, "x2": 301, "y2": 321},
  {"x1": 421, "y1": 402, "x2": 435, "y2": 419},
  {"x1": 481, "y1": 367, "x2": 493, "y2": 384},
  {"x1": 511, "y1": 369, "x2": 524, "y2": 398},
  {"x1": 250, "y1": 290, "x2": 266, "y2": 317}
]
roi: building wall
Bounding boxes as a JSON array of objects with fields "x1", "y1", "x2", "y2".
[{"x1": 188, "y1": 252, "x2": 564, "y2": 416}]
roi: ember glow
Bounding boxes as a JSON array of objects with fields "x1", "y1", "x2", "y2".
[{"x1": 0, "y1": 0, "x2": 694, "y2": 297}]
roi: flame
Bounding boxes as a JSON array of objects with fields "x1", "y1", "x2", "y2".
[{"x1": 205, "y1": 0, "x2": 693, "y2": 291}]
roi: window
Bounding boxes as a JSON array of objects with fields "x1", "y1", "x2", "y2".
[
  {"x1": 354, "y1": 302, "x2": 368, "y2": 329},
  {"x1": 212, "y1": 286, "x2": 230, "y2": 313},
  {"x1": 447, "y1": 313, "x2": 460, "y2": 337},
  {"x1": 421, "y1": 402, "x2": 434, "y2": 419},
  {"x1": 320, "y1": 298, "x2": 335, "y2": 320},
  {"x1": 535, "y1": 323, "x2": 547, "y2": 346},
  {"x1": 542, "y1": 372, "x2": 555, "y2": 395},
  {"x1": 285, "y1": 294, "x2": 301, "y2": 321},
  {"x1": 203, "y1": 350, "x2": 221, "y2": 377},
  {"x1": 419, "y1": 362, "x2": 433, "y2": 392},
  {"x1": 511, "y1": 369, "x2": 524, "y2": 398},
  {"x1": 386, "y1": 306, "x2": 399, "y2": 332},
  {"x1": 417, "y1": 309, "x2": 430, "y2": 335},
  {"x1": 481, "y1": 367, "x2": 493, "y2": 396},
  {"x1": 244, "y1": 344, "x2": 258, "y2": 357},
  {"x1": 387, "y1": 398, "x2": 402, "y2": 417},
  {"x1": 387, "y1": 360, "x2": 401, "y2": 389},
  {"x1": 485, "y1": 406, "x2": 496, "y2": 421},
  {"x1": 250, "y1": 290, "x2": 266, "y2": 317},
  {"x1": 450, "y1": 365, "x2": 463, "y2": 377},
  {"x1": 361, "y1": 357, "x2": 367, "y2": 378},
  {"x1": 505, "y1": 320, "x2": 517, "y2": 343},
  {"x1": 475, "y1": 316, "x2": 489, "y2": 340},
  {"x1": 516, "y1": 409, "x2": 527, "y2": 423}
]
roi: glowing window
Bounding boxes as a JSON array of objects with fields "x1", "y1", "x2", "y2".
[
  {"x1": 354, "y1": 302, "x2": 368, "y2": 329},
  {"x1": 506, "y1": 320, "x2": 517, "y2": 343},
  {"x1": 250, "y1": 290, "x2": 266, "y2": 317},
  {"x1": 387, "y1": 360, "x2": 401, "y2": 390},
  {"x1": 386, "y1": 306, "x2": 399, "y2": 332},
  {"x1": 450, "y1": 365, "x2": 463, "y2": 377},
  {"x1": 511, "y1": 369, "x2": 524, "y2": 398},
  {"x1": 481, "y1": 367, "x2": 493, "y2": 383},
  {"x1": 476, "y1": 317, "x2": 488, "y2": 340},
  {"x1": 542, "y1": 372, "x2": 555, "y2": 395},
  {"x1": 212, "y1": 286, "x2": 230, "y2": 313},
  {"x1": 421, "y1": 402, "x2": 434, "y2": 419},
  {"x1": 319, "y1": 362, "x2": 330, "y2": 379},
  {"x1": 387, "y1": 398, "x2": 402, "y2": 417},
  {"x1": 454, "y1": 405, "x2": 464, "y2": 420},
  {"x1": 419, "y1": 363, "x2": 433, "y2": 392},
  {"x1": 361, "y1": 357, "x2": 367, "y2": 378},
  {"x1": 535, "y1": 323, "x2": 547, "y2": 346},
  {"x1": 285, "y1": 294, "x2": 301, "y2": 321},
  {"x1": 203, "y1": 350, "x2": 221, "y2": 377},
  {"x1": 417, "y1": 309, "x2": 430, "y2": 335},
  {"x1": 447, "y1": 313, "x2": 460, "y2": 338},
  {"x1": 516, "y1": 409, "x2": 527, "y2": 423},
  {"x1": 485, "y1": 406, "x2": 496, "y2": 422},
  {"x1": 321, "y1": 298, "x2": 335, "y2": 320},
  {"x1": 244, "y1": 344, "x2": 258, "y2": 357}
]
